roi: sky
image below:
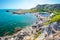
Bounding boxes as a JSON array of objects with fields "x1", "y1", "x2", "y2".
[{"x1": 0, "y1": 0, "x2": 60, "y2": 9}]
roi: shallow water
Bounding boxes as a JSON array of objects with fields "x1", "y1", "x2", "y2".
[{"x1": 0, "y1": 9, "x2": 37, "y2": 36}]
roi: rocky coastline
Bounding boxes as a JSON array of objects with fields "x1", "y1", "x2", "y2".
[
  {"x1": 0, "y1": 12, "x2": 60, "y2": 40},
  {"x1": 0, "y1": 12, "x2": 45, "y2": 40}
]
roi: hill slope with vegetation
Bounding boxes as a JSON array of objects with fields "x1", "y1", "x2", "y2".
[{"x1": 12, "y1": 4, "x2": 60, "y2": 13}]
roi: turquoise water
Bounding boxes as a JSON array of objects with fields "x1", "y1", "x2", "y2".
[{"x1": 0, "y1": 9, "x2": 37, "y2": 36}]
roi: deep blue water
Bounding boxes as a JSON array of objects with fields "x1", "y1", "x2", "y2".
[
  {"x1": 0, "y1": 9, "x2": 37, "y2": 36},
  {"x1": 40, "y1": 13, "x2": 50, "y2": 17}
]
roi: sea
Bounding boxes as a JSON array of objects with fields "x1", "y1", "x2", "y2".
[
  {"x1": 0, "y1": 9, "x2": 50, "y2": 36},
  {"x1": 0, "y1": 9, "x2": 37, "y2": 36}
]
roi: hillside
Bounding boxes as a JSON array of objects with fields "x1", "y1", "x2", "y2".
[
  {"x1": 31, "y1": 4, "x2": 60, "y2": 12},
  {"x1": 11, "y1": 4, "x2": 60, "y2": 14}
]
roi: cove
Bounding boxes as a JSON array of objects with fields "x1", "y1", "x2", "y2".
[{"x1": 0, "y1": 9, "x2": 37, "y2": 36}]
